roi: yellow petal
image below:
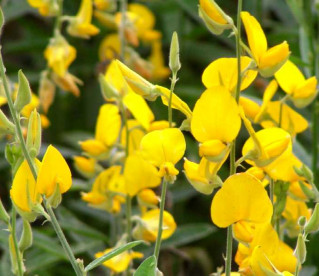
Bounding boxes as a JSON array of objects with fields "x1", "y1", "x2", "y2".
[
  {"x1": 95, "y1": 104, "x2": 121, "y2": 146},
  {"x1": 260, "y1": 101, "x2": 308, "y2": 136},
  {"x1": 37, "y1": 145, "x2": 72, "y2": 197},
  {"x1": 10, "y1": 160, "x2": 42, "y2": 212},
  {"x1": 211, "y1": 173, "x2": 272, "y2": 228},
  {"x1": 241, "y1": 11, "x2": 267, "y2": 63},
  {"x1": 202, "y1": 57, "x2": 257, "y2": 92},
  {"x1": 73, "y1": 156, "x2": 97, "y2": 178},
  {"x1": 121, "y1": 119, "x2": 146, "y2": 154},
  {"x1": 275, "y1": 60, "x2": 305, "y2": 94},
  {"x1": 124, "y1": 154, "x2": 161, "y2": 196},
  {"x1": 157, "y1": 85, "x2": 192, "y2": 119},
  {"x1": 239, "y1": 97, "x2": 261, "y2": 121},
  {"x1": 140, "y1": 128, "x2": 186, "y2": 168},
  {"x1": 128, "y1": 3, "x2": 155, "y2": 37},
  {"x1": 98, "y1": 33, "x2": 121, "y2": 61},
  {"x1": 191, "y1": 87, "x2": 241, "y2": 143},
  {"x1": 259, "y1": 41, "x2": 290, "y2": 77},
  {"x1": 199, "y1": 0, "x2": 228, "y2": 24},
  {"x1": 293, "y1": 76, "x2": 318, "y2": 108},
  {"x1": 140, "y1": 209, "x2": 176, "y2": 242},
  {"x1": 199, "y1": 139, "x2": 229, "y2": 162},
  {"x1": 79, "y1": 139, "x2": 108, "y2": 157},
  {"x1": 123, "y1": 92, "x2": 154, "y2": 130}
]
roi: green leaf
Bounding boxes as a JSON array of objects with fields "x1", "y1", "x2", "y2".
[
  {"x1": 84, "y1": 240, "x2": 144, "y2": 272},
  {"x1": 134, "y1": 255, "x2": 156, "y2": 276}
]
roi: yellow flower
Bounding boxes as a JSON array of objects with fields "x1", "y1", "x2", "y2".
[
  {"x1": 202, "y1": 57, "x2": 257, "y2": 94},
  {"x1": 82, "y1": 166, "x2": 126, "y2": 213},
  {"x1": 211, "y1": 173, "x2": 272, "y2": 228},
  {"x1": 133, "y1": 209, "x2": 176, "y2": 242},
  {"x1": 44, "y1": 34, "x2": 76, "y2": 77},
  {"x1": 259, "y1": 101, "x2": 308, "y2": 136},
  {"x1": 241, "y1": 11, "x2": 290, "y2": 77},
  {"x1": 239, "y1": 96, "x2": 261, "y2": 121},
  {"x1": 137, "y1": 189, "x2": 159, "y2": 207},
  {"x1": 98, "y1": 33, "x2": 121, "y2": 61},
  {"x1": 124, "y1": 154, "x2": 161, "y2": 197},
  {"x1": 289, "y1": 181, "x2": 312, "y2": 201},
  {"x1": 80, "y1": 104, "x2": 121, "y2": 158},
  {"x1": 235, "y1": 223, "x2": 297, "y2": 275},
  {"x1": 140, "y1": 128, "x2": 186, "y2": 181},
  {"x1": 73, "y1": 156, "x2": 98, "y2": 178},
  {"x1": 67, "y1": 0, "x2": 100, "y2": 39},
  {"x1": 37, "y1": 145, "x2": 72, "y2": 198},
  {"x1": 120, "y1": 119, "x2": 145, "y2": 154},
  {"x1": 191, "y1": 87, "x2": 241, "y2": 143},
  {"x1": 95, "y1": 248, "x2": 143, "y2": 273},
  {"x1": 94, "y1": 0, "x2": 115, "y2": 11},
  {"x1": 198, "y1": 0, "x2": 233, "y2": 35},
  {"x1": 27, "y1": 0, "x2": 58, "y2": 16},
  {"x1": 52, "y1": 72, "x2": 82, "y2": 97},
  {"x1": 275, "y1": 60, "x2": 318, "y2": 108},
  {"x1": 241, "y1": 124, "x2": 291, "y2": 167},
  {"x1": 184, "y1": 157, "x2": 225, "y2": 195},
  {"x1": 263, "y1": 150, "x2": 303, "y2": 182},
  {"x1": 10, "y1": 160, "x2": 42, "y2": 213}
]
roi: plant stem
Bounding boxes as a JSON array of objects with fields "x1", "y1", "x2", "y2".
[
  {"x1": 11, "y1": 208, "x2": 23, "y2": 276},
  {"x1": 119, "y1": 0, "x2": 127, "y2": 62},
  {"x1": 168, "y1": 72, "x2": 178, "y2": 128},
  {"x1": 46, "y1": 203, "x2": 83, "y2": 276},
  {"x1": 0, "y1": 51, "x2": 83, "y2": 276},
  {"x1": 295, "y1": 261, "x2": 300, "y2": 276},
  {"x1": 54, "y1": 0, "x2": 64, "y2": 33},
  {"x1": 226, "y1": 1, "x2": 243, "y2": 275},
  {"x1": 153, "y1": 179, "x2": 168, "y2": 262}
]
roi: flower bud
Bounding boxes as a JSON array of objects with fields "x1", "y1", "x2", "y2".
[
  {"x1": 99, "y1": 74, "x2": 119, "y2": 101},
  {"x1": 294, "y1": 233, "x2": 306, "y2": 264},
  {"x1": 298, "y1": 216, "x2": 307, "y2": 227},
  {"x1": 18, "y1": 219, "x2": 33, "y2": 252},
  {"x1": 14, "y1": 70, "x2": 32, "y2": 113},
  {"x1": 199, "y1": 0, "x2": 233, "y2": 35},
  {"x1": 26, "y1": 109, "x2": 41, "y2": 158},
  {"x1": 169, "y1": 32, "x2": 181, "y2": 74},
  {"x1": 305, "y1": 204, "x2": 319, "y2": 234}
]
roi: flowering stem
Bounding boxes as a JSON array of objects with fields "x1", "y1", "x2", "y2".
[
  {"x1": 0, "y1": 51, "x2": 83, "y2": 276},
  {"x1": 45, "y1": 202, "x2": 83, "y2": 276},
  {"x1": 54, "y1": 0, "x2": 64, "y2": 33},
  {"x1": 168, "y1": 72, "x2": 178, "y2": 127},
  {"x1": 119, "y1": 0, "x2": 127, "y2": 62},
  {"x1": 226, "y1": 1, "x2": 243, "y2": 275},
  {"x1": 154, "y1": 179, "x2": 168, "y2": 263}
]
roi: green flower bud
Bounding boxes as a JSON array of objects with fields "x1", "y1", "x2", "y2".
[
  {"x1": 14, "y1": 70, "x2": 32, "y2": 113},
  {"x1": 305, "y1": 204, "x2": 319, "y2": 234},
  {"x1": 169, "y1": 32, "x2": 181, "y2": 74},
  {"x1": 294, "y1": 233, "x2": 306, "y2": 264},
  {"x1": 18, "y1": 219, "x2": 33, "y2": 252},
  {"x1": 298, "y1": 216, "x2": 307, "y2": 228},
  {"x1": 99, "y1": 74, "x2": 119, "y2": 101},
  {"x1": 26, "y1": 109, "x2": 41, "y2": 157}
]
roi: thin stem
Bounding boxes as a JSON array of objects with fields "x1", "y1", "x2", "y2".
[
  {"x1": 168, "y1": 72, "x2": 178, "y2": 127},
  {"x1": 269, "y1": 179, "x2": 274, "y2": 204},
  {"x1": 54, "y1": 0, "x2": 64, "y2": 33},
  {"x1": 295, "y1": 261, "x2": 300, "y2": 276},
  {"x1": 0, "y1": 51, "x2": 82, "y2": 276},
  {"x1": 225, "y1": 1, "x2": 243, "y2": 275},
  {"x1": 225, "y1": 226, "x2": 233, "y2": 276},
  {"x1": 119, "y1": 0, "x2": 127, "y2": 62},
  {"x1": 125, "y1": 195, "x2": 132, "y2": 242},
  {"x1": 153, "y1": 179, "x2": 168, "y2": 262},
  {"x1": 46, "y1": 203, "x2": 83, "y2": 276},
  {"x1": 11, "y1": 208, "x2": 23, "y2": 276}
]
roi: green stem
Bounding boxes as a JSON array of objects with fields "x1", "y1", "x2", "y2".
[
  {"x1": 168, "y1": 72, "x2": 178, "y2": 127},
  {"x1": 46, "y1": 203, "x2": 83, "y2": 276},
  {"x1": 153, "y1": 179, "x2": 168, "y2": 262},
  {"x1": 11, "y1": 208, "x2": 24, "y2": 276},
  {"x1": 0, "y1": 51, "x2": 83, "y2": 276},
  {"x1": 226, "y1": 1, "x2": 243, "y2": 275},
  {"x1": 54, "y1": 0, "x2": 64, "y2": 33},
  {"x1": 313, "y1": 101, "x2": 319, "y2": 185},
  {"x1": 119, "y1": 0, "x2": 127, "y2": 62},
  {"x1": 125, "y1": 195, "x2": 132, "y2": 243},
  {"x1": 295, "y1": 261, "x2": 300, "y2": 276}
]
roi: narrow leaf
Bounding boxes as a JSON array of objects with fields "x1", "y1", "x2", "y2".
[{"x1": 84, "y1": 240, "x2": 144, "y2": 272}]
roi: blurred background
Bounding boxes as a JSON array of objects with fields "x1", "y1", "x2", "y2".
[{"x1": 0, "y1": 0, "x2": 317, "y2": 275}]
